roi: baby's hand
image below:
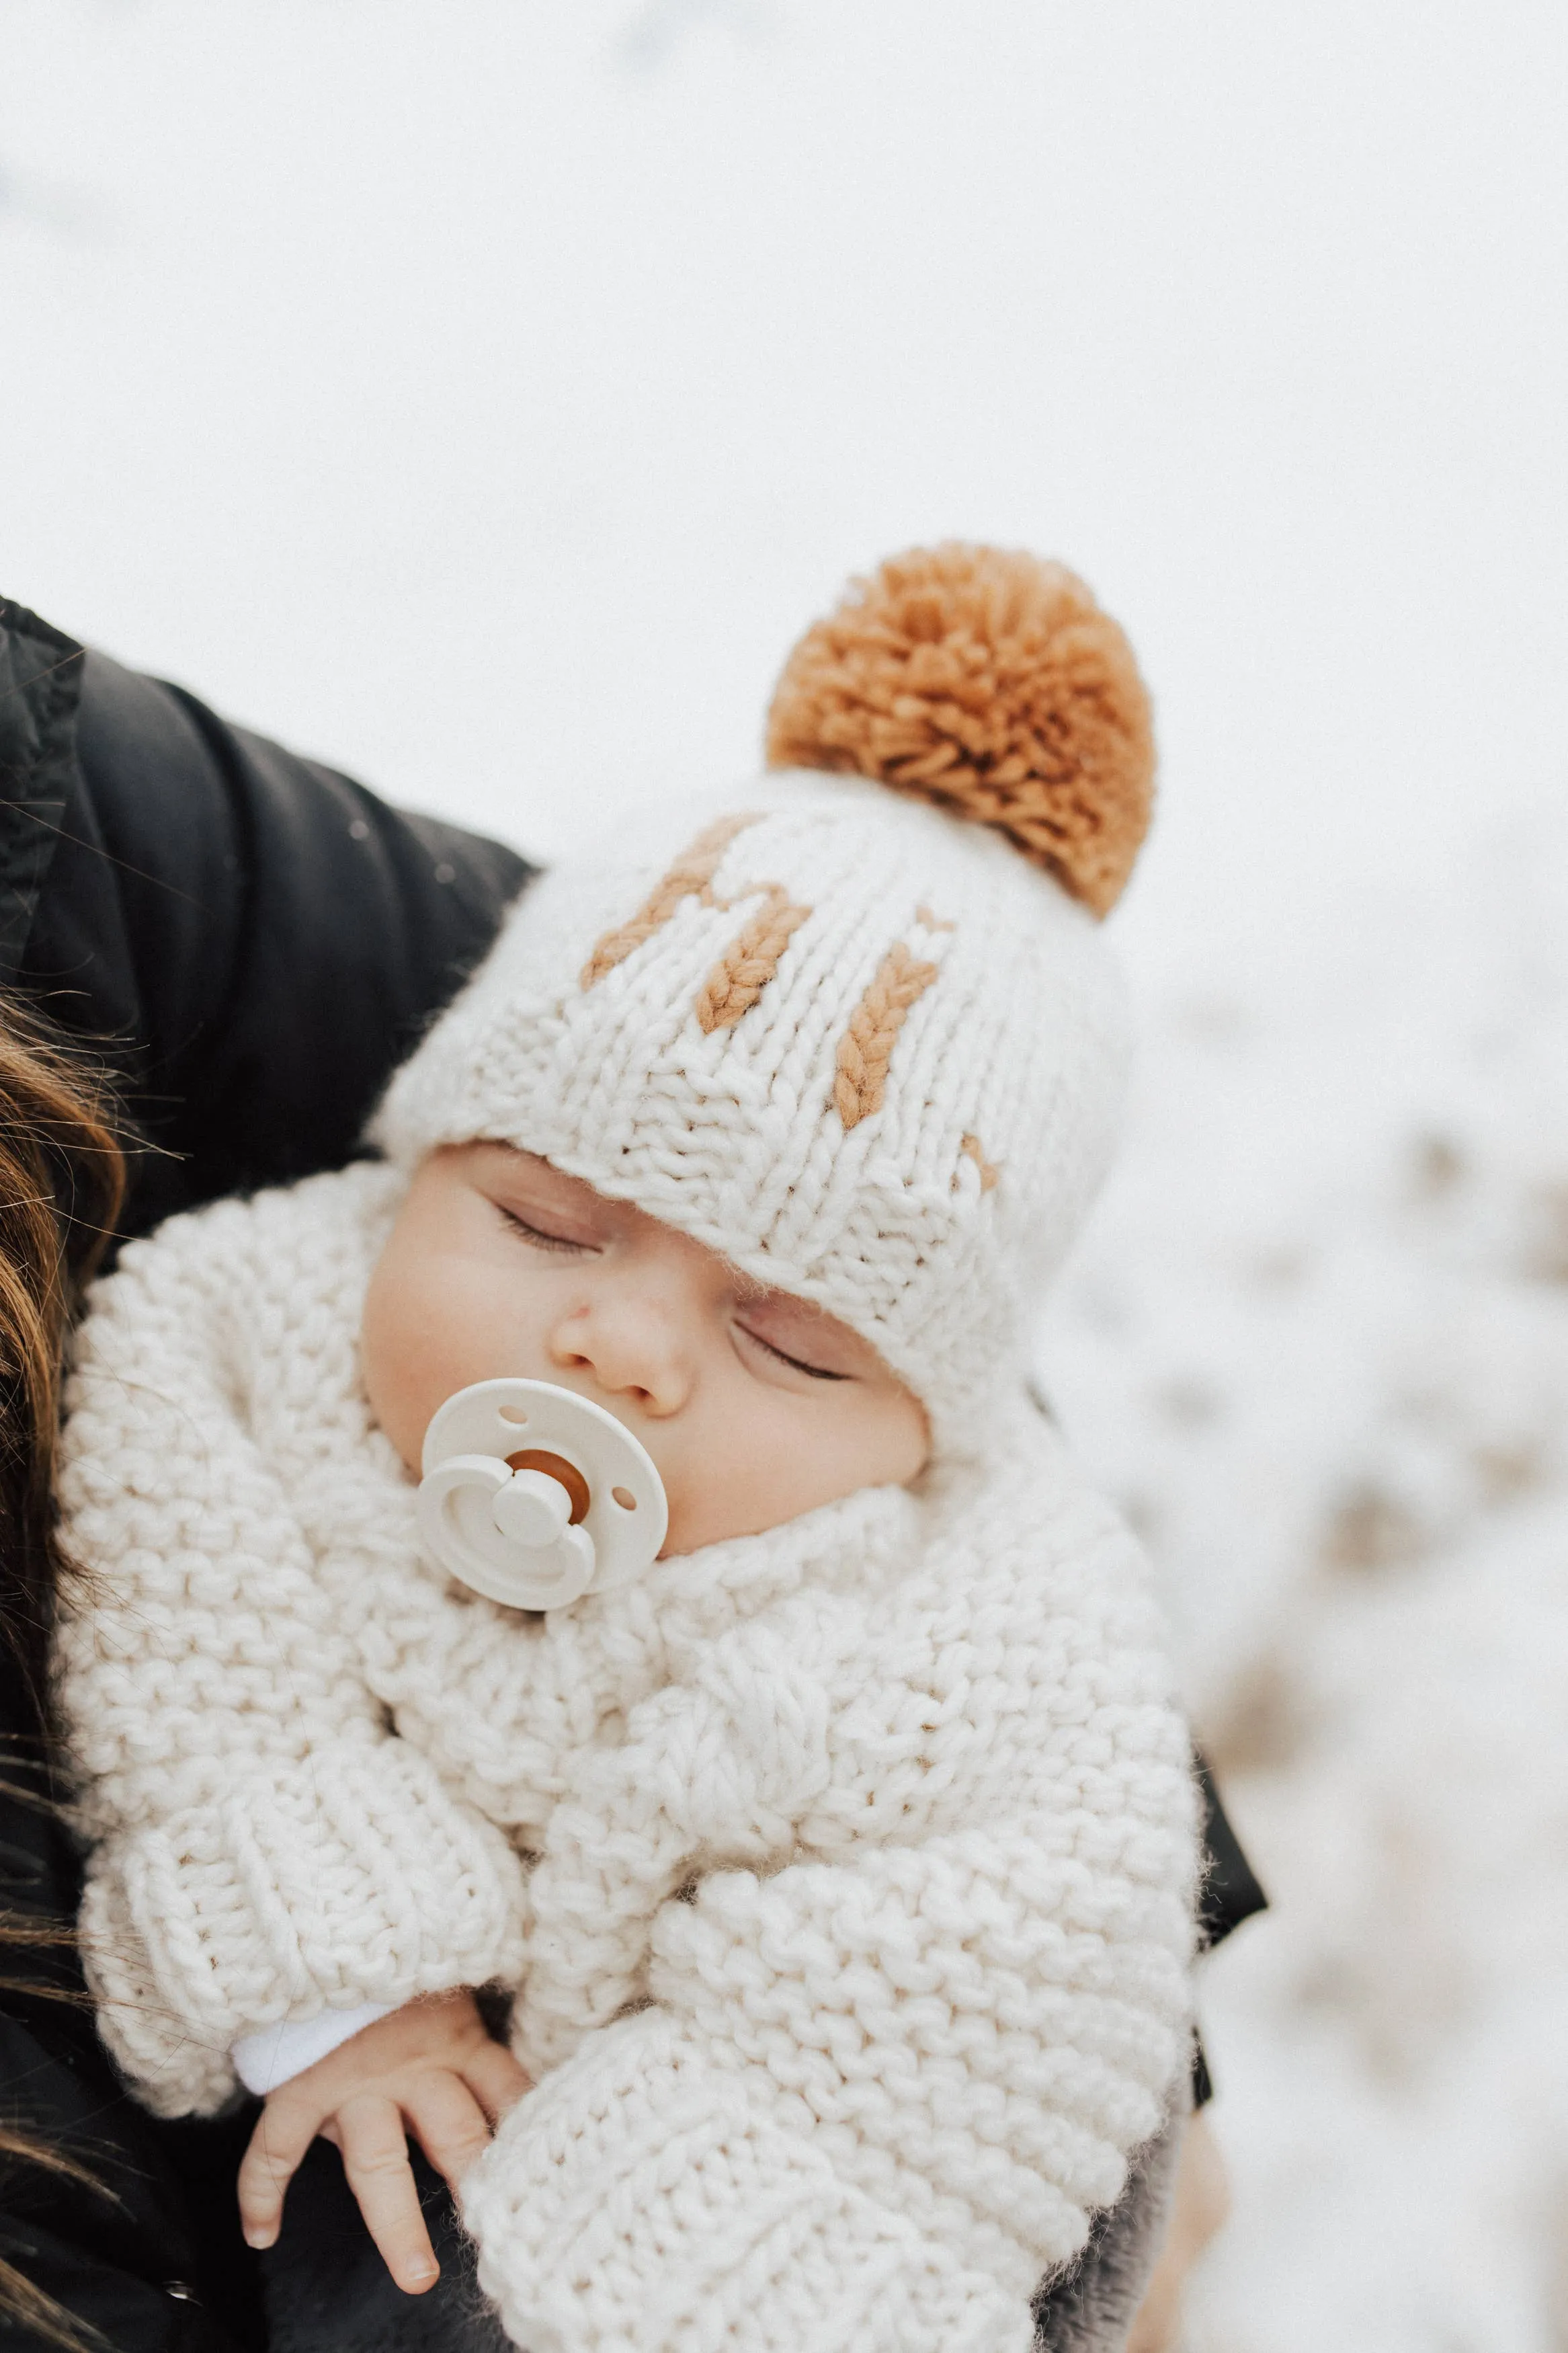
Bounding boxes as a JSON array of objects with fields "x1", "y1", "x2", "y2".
[{"x1": 237, "y1": 1988, "x2": 530, "y2": 2295}]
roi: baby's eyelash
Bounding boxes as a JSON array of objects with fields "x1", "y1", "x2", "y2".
[
  {"x1": 497, "y1": 1205, "x2": 590, "y2": 1254},
  {"x1": 739, "y1": 1324, "x2": 848, "y2": 1382}
]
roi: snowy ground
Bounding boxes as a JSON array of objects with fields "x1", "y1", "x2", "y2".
[
  {"x1": 5, "y1": 4, "x2": 1568, "y2": 2344},
  {"x1": 1042, "y1": 826, "x2": 1568, "y2": 2349}
]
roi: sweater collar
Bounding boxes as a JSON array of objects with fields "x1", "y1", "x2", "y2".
[{"x1": 580, "y1": 1478, "x2": 920, "y2": 1652}]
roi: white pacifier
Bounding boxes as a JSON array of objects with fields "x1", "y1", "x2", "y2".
[{"x1": 417, "y1": 1378, "x2": 668, "y2": 1611}]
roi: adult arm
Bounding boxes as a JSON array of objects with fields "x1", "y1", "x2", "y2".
[
  {"x1": 1, "y1": 592, "x2": 534, "y2": 2347},
  {"x1": 1, "y1": 597, "x2": 534, "y2": 1233},
  {"x1": 0, "y1": 1643, "x2": 256, "y2": 2353}
]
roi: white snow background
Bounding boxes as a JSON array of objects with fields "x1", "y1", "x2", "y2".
[{"x1": 5, "y1": 3, "x2": 1568, "y2": 2344}]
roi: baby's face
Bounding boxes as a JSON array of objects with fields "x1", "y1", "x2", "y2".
[{"x1": 362, "y1": 1144, "x2": 930, "y2": 1556}]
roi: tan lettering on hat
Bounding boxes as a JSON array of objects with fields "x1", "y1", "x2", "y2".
[
  {"x1": 833, "y1": 943, "x2": 940, "y2": 1130},
  {"x1": 580, "y1": 813, "x2": 761, "y2": 989},
  {"x1": 695, "y1": 883, "x2": 813, "y2": 1034}
]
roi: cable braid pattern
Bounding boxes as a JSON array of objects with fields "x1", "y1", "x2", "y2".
[
  {"x1": 695, "y1": 882, "x2": 815, "y2": 1035},
  {"x1": 833, "y1": 941, "x2": 941, "y2": 1129}
]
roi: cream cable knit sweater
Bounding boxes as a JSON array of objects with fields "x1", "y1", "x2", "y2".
[{"x1": 56, "y1": 1162, "x2": 1198, "y2": 2353}]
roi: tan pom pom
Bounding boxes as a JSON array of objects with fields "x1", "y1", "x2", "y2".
[{"x1": 765, "y1": 544, "x2": 1155, "y2": 917}]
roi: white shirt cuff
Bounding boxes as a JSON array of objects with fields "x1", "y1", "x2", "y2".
[{"x1": 232, "y1": 2001, "x2": 396, "y2": 2096}]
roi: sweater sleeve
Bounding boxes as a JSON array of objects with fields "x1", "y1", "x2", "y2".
[
  {"x1": 462, "y1": 1465, "x2": 1198, "y2": 2352},
  {"x1": 464, "y1": 1809, "x2": 1190, "y2": 2353},
  {"x1": 54, "y1": 1199, "x2": 528, "y2": 2119},
  {"x1": 463, "y1": 2007, "x2": 1034, "y2": 2353}
]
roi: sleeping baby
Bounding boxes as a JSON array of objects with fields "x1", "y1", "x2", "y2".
[{"x1": 54, "y1": 544, "x2": 1199, "y2": 2352}]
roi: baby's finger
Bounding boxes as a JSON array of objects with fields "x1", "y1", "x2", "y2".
[
  {"x1": 335, "y1": 2094, "x2": 441, "y2": 2295},
  {"x1": 238, "y1": 2096, "x2": 325, "y2": 2250},
  {"x1": 460, "y1": 2033, "x2": 532, "y2": 2124},
  {"x1": 403, "y1": 2070, "x2": 494, "y2": 2191}
]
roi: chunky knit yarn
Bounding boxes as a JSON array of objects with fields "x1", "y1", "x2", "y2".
[
  {"x1": 55, "y1": 1162, "x2": 1197, "y2": 2352},
  {"x1": 373, "y1": 775, "x2": 1130, "y2": 1455}
]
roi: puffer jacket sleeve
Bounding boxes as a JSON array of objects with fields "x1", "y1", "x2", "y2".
[
  {"x1": 461, "y1": 1438, "x2": 1198, "y2": 2353},
  {"x1": 53, "y1": 1191, "x2": 529, "y2": 2120},
  {"x1": 0, "y1": 598, "x2": 535, "y2": 1237}
]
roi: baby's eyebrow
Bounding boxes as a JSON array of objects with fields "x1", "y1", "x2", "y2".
[
  {"x1": 728, "y1": 1266, "x2": 816, "y2": 1309},
  {"x1": 489, "y1": 1149, "x2": 608, "y2": 1211},
  {"x1": 733, "y1": 1281, "x2": 838, "y2": 1335}
]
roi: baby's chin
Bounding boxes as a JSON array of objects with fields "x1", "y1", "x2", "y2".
[
  {"x1": 657, "y1": 1491, "x2": 769, "y2": 1558},
  {"x1": 656, "y1": 1508, "x2": 741, "y2": 1560}
]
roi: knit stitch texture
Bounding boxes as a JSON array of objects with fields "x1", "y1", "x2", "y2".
[
  {"x1": 55, "y1": 1162, "x2": 1197, "y2": 2350},
  {"x1": 372, "y1": 774, "x2": 1131, "y2": 1456}
]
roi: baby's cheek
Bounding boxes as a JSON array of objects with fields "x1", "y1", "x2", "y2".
[
  {"x1": 362, "y1": 1261, "x2": 468, "y2": 1470},
  {"x1": 781, "y1": 1384, "x2": 926, "y2": 1513},
  {"x1": 707, "y1": 1388, "x2": 873, "y2": 1536},
  {"x1": 368, "y1": 1254, "x2": 565, "y2": 1473}
]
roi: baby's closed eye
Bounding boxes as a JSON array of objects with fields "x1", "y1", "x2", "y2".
[
  {"x1": 733, "y1": 1320, "x2": 848, "y2": 1381},
  {"x1": 731, "y1": 1292, "x2": 866, "y2": 1383}
]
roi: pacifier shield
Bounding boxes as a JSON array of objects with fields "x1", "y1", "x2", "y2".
[{"x1": 417, "y1": 1378, "x2": 667, "y2": 1610}]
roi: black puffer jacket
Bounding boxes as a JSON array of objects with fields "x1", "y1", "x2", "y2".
[
  {"x1": 0, "y1": 598, "x2": 1262, "y2": 2353},
  {"x1": 4, "y1": 606, "x2": 533, "y2": 1238},
  {"x1": 0, "y1": 598, "x2": 532, "y2": 2352}
]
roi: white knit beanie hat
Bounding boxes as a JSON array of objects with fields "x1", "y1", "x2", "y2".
[{"x1": 374, "y1": 546, "x2": 1155, "y2": 1455}]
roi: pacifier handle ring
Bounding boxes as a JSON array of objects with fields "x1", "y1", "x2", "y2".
[{"x1": 416, "y1": 1455, "x2": 597, "y2": 1610}]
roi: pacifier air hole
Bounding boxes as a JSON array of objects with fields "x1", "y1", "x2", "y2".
[
  {"x1": 507, "y1": 1449, "x2": 589, "y2": 1524},
  {"x1": 611, "y1": 1486, "x2": 636, "y2": 1511}
]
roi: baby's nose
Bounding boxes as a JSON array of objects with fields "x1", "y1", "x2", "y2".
[{"x1": 547, "y1": 1295, "x2": 693, "y2": 1417}]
